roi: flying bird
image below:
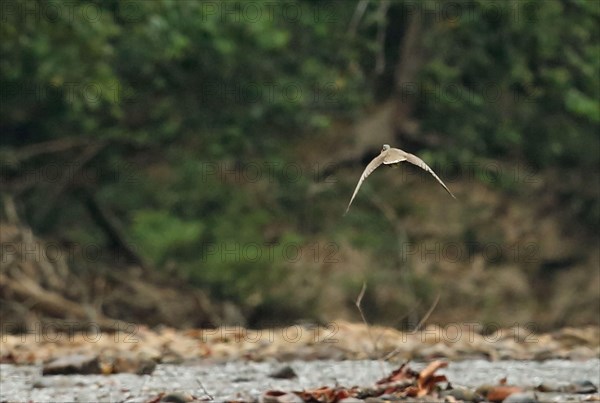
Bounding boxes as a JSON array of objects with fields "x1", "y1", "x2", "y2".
[{"x1": 345, "y1": 144, "x2": 455, "y2": 214}]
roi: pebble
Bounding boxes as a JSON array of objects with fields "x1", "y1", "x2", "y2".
[
  {"x1": 503, "y1": 391, "x2": 538, "y2": 403},
  {"x1": 568, "y1": 381, "x2": 598, "y2": 394},
  {"x1": 269, "y1": 365, "x2": 298, "y2": 379},
  {"x1": 440, "y1": 385, "x2": 484, "y2": 402},
  {"x1": 160, "y1": 392, "x2": 194, "y2": 402},
  {"x1": 42, "y1": 354, "x2": 101, "y2": 375},
  {"x1": 260, "y1": 391, "x2": 303, "y2": 403}
]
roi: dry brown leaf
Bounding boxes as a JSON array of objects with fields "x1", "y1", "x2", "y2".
[
  {"x1": 417, "y1": 360, "x2": 448, "y2": 396},
  {"x1": 419, "y1": 360, "x2": 448, "y2": 382},
  {"x1": 374, "y1": 361, "x2": 448, "y2": 398},
  {"x1": 486, "y1": 386, "x2": 524, "y2": 402},
  {"x1": 294, "y1": 386, "x2": 356, "y2": 403},
  {"x1": 375, "y1": 363, "x2": 418, "y2": 384},
  {"x1": 418, "y1": 375, "x2": 448, "y2": 397},
  {"x1": 404, "y1": 385, "x2": 419, "y2": 397}
]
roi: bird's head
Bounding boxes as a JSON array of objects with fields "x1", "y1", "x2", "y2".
[{"x1": 382, "y1": 144, "x2": 390, "y2": 152}]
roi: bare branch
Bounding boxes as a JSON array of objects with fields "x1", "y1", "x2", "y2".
[
  {"x1": 2, "y1": 194, "x2": 20, "y2": 224},
  {"x1": 10, "y1": 138, "x2": 89, "y2": 163},
  {"x1": 383, "y1": 293, "x2": 441, "y2": 361},
  {"x1": 347, "y1": 0, "x2": 370, "y2": 39},
  {"x1": 355, "y1": 282, "x2": 385, "y2": 376},
  {"x1": 375, "y1": 0, "x2": 391, "y2": 75},
  {"x1": 355, "y1": 282, "x2": 378, "y2": 356}
]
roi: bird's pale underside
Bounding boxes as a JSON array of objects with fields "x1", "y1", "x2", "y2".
[{"x1": 345, "y1": 144, "x2": 456, "y2": 214}]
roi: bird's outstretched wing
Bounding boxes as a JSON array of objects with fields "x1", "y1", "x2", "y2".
[
  {"x1": 345, "y1": 154, "x2": 386, "y2": 214},
  {"x1": 404, "y1": 153, "x2": 456, "y2": 199}
]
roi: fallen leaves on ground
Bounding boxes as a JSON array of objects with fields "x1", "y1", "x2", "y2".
[{"x1": 260, "y1": 360, "x2": 448, "y2": 403}]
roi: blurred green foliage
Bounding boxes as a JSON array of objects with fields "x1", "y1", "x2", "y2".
[
  {"x1": 1, "y1": 0, "x2": 598, "y2": 324},
  {"x1": 418, "y1": 0, "x2": 599, "y2": 170}
]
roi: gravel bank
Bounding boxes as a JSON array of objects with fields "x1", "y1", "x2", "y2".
[{"x1": 1, "y1": 359, "x2": 598, "y2": 402}]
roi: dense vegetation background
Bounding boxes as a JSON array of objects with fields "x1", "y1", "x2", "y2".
[{"x1": 1, "y1": 0, "x2": 598, "y2": 331}]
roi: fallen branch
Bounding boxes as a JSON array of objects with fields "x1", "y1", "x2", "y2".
[
  {"x1": 6, "y1": 137, "x2": 89, "y2": 163},
  {"x1": 0, "y1": 272, "x2": 128, "y2": 331}
]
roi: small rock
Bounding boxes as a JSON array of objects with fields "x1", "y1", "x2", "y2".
[
  {"x1": 261, "y1": 390, "x2": 303, "y2": 403},
  {"x1": 533, "y1": 348, "x2": 559, "y2": 361},
  {"x1": 269, "y1": 365, "x2": 297, "y2": 379},
  {"x1": 102, "y1": 351, "x2": 157, "y2": 375},
  {"x1": 535, "y1": 382, "x2": 567, "y2": 392},
  {"x1": 134, "y1": 358, "x2": 157, "y2": 375},
  {"x1": 503, "y1": 392, "x2": 538, "y2": 403},
  {"x1": 160, "y1": 392, "x2": 194, "y2": 403},
  {"x1": 42, "y1": 354, "x2": 101, "y2": 375},
  {"x1": 232, "y1": 376, "x2": 252, "y2": 382},
  {"x1": 32, "y1": 379, "x2": 51, "y2": 388},
  {"x1": 535, "y1": 380, "x2": 597, "y2": 395},
  {"x1": 371, "y1": 394, "x2": 402, "y2": 401},
  {"x1": 441, "y1": 386, "x2": 484, "y2": 402},
  {"x1": 567, "y1": 381, "x2": 598, "y2": 394}
]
